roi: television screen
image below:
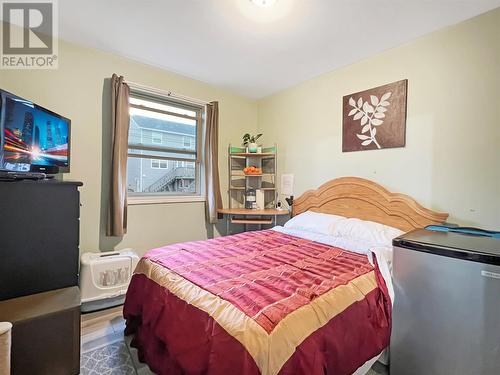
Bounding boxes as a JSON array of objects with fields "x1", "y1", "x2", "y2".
[{"x1": 0, "y1": 89, "x2": 71, "y2": 173}]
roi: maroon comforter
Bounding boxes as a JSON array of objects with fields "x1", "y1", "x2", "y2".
[{"x1": 124, "y1": 230, "x2": 391, "y2": 375}]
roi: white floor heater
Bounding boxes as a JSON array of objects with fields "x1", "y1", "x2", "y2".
[{"x1": 80, "y1": 249, "x2": 140, "y2": 312}]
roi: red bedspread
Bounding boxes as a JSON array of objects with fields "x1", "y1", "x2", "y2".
[{"x1": 124, "y1": 230, "x2": 391, "y2": 375}]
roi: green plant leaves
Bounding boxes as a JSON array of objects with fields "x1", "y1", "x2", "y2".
[{"x1": 242, "y1": 132, "x2": 263, "y2": 145}]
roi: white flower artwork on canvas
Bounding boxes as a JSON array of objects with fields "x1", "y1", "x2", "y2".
[{"x1": 347, "y1": 92, "x2": 392, "y2": 149}]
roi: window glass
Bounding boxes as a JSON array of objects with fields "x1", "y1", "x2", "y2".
[{"x1": 127, "y1": 93, "x2": 203, "y2": 196}]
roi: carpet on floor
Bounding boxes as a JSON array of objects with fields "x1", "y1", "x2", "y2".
[{"x1": 80, "y1": 339, "x2": 136, "y2": 375}]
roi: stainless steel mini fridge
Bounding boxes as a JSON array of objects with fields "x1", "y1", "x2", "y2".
[{"x1": 391, "y1": 229, "x2": 500, "y2": 375}]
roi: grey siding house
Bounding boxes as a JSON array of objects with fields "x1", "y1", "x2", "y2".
[{"x1": 127, "y1": 115, "x2": 196, "y2": 194}]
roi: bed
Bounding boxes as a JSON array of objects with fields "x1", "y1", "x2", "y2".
[{"x1": 124, "y1": 177, "x2": 448, "y2": 375}]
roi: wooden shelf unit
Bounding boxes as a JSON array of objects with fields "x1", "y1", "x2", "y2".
[
  {"x1": 221, "y1": 144, "x2": 282, "y2": 234},
  {"x1": 227, "y1": 144, "x2": 277, "y2": 210}
]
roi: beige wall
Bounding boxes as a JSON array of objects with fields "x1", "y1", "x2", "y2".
[
  {"x1": 0, "y1": 35, "x2": 258, "y2": 255},
  {"x1": 1, "y1": 7, "x2": 498, "y2": 257},
  {"x1": 258, "y1": 8, "x2": 500, "y2": 229}
]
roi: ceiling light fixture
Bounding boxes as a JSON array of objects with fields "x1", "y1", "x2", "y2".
[{"x1": 250, "y1": 0, "x2": 277, "y2": 7}]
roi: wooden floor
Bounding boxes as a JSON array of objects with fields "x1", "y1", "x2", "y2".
[{"x1": 81, "y1": 305, "x2": 126, "y2": 351}]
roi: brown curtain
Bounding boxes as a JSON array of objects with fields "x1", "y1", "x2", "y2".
[
  {"x1": 205, "y1": 101, "x2": 223, "y2": 224},
  {"x1": 107, "y1": 74, "x2": 130, "y2": 236}
]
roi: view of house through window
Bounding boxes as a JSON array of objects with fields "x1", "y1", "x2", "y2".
[{"x1": 126, "y1": 91, "x2": 203, "y2": 195}]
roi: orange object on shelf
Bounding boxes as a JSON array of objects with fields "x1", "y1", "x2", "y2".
[{"x1": 243, "y1": 166, "x2": 262, "y2": 175}]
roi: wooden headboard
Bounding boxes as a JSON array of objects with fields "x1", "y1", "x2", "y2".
[{"x1": 292, "y1": 177, "x2": 448, "y2": 232}]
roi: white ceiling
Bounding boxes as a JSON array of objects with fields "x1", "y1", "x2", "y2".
[{"x1": 58, "y1": 0, "x2": 500, "y2": 98}]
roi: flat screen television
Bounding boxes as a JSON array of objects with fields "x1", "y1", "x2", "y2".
[{"x1": 0, "y1": 89, "x2": 71, "y2": 173}]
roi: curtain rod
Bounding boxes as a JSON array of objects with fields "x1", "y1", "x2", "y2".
[{"x1": 124, "y1": 80, "x2": 211, "y2": 106}]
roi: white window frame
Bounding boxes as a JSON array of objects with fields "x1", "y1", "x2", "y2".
[{"x1": 127, "y1": 89, "x2": 205, "y2": 204}]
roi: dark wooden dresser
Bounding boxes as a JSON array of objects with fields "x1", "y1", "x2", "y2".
[
  {"x1": 0, "y1": 179, "x2": 82, "y2": 300},
  {"x1": 0, "y1": 179, "x2": 83, "y2": 374}
]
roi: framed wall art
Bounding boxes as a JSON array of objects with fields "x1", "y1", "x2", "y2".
[{"x1": 342, "y1": 79, "x2": 407, "y2": 152}]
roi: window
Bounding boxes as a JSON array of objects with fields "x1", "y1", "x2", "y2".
[
  {"x1": 151, "y1": 159, "x2": 168, "y2": 169},
  {"x1": 152, "y1": 132, "x2": 162, "y2": 144},
  {"x1": 126, "y1": 90, "x2": 204, "y2": 198}
]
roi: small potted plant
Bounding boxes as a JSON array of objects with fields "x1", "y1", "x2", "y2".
[{"x1": 242, "y1": 133, "x2": 262, "y2": 153}]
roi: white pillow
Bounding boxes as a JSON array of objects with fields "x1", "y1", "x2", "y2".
[
  {"x1": 284, "y1": 211, "x2": 346, "y2": 235},
  {"x1": 331, "y1": 218, "x2": 403, "y2": 247}
]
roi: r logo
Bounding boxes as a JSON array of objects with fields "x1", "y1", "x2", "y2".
[{"x1": 2, "y1": 2, "x2": 53, "y2": 54}]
